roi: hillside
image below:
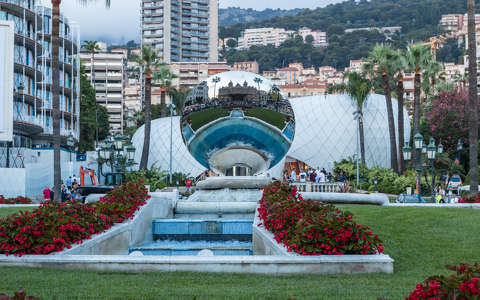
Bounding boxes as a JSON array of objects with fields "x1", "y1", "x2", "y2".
[
  {"x1": 220, "y1": 0, "x2": 468, "y2": 39},
  {"x1": 219, "y1": 7, "x2": 302, "y2": 27},
  {"x1": 220, "y1": 0, "x2": 468, "y2": 71}
]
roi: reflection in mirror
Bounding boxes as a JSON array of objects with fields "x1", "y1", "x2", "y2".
[{"x1": 181, "y1": 71, "x2": 295, "y2": 176}]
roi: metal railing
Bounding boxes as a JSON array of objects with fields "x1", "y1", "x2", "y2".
[{"x1": 292, "y1": 182, "x2": 344, "y2": 193}]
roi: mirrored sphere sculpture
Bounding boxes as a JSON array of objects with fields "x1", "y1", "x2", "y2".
[{"x1": 181, "y1": 71, "x2": 295, "y2": 176}]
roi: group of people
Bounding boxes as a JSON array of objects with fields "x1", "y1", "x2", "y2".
[
  {"x1": 42, "y1": 175, "x2": 81, "y2": 202},
  {"x1": 434, "y1": 184, "x2": 461, "y2": 204},
  {"x1": 285, "y1": 167, "x2": 345, "y2": 183}
]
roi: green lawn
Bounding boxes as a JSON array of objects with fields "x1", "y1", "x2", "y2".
[
  {"x1": 245, "y1": 107, "x2": 286, "y2": 130},
  {"x1": 188, "y1": 108, "x2": 229, "y2": 131},
  {"x1": 0, "y1": 206, "x2": 479, "y2": 299},
  {"x1": 0, "y1": 207, "x2": 31, "y2": 218}
]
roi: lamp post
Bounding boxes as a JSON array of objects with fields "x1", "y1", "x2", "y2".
[
  {"x1": 67, "y1": 133, "x2": 75, "y2": 162},
  {"x1": 97, "y1": 133, "x2": 136, "y2": 184},
  {"x1": 168, "y1": 103, "x2": 176, "y2": 185},
  {"x1": 427, "y1": 138, "x2": 437, "y2": 199},
  {"x1": 404, "y1": 134, "x2": 441, "y2": 202},
  {"x1": 353, "y1": 110, "x2": 361, "y2": 186},
  {"x1": 456, "y1": 139, "x2": 463, "y2": 165}
]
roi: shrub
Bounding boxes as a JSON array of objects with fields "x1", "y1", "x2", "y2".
[
  {"x1": 258, "y1": 181, "x2": 384, "y2": 255},
  {"x1": 0, "y1": 181, "x2": 149, "y2": 257},
  {"x1": 460, "y1": 193, "x2": 480, "y2": 203},
  {"x1": 0, "y1": 196, "x2": 32, "y2": 205},
  {"x1": 0, "y1": 288, "x2": 40, "y2": 300},
  {"x1": 405, "y1": 263, "x2": 480, "y2": 299}
]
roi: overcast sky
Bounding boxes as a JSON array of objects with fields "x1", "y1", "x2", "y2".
[{"x1": 46, "y1": 0, "x2": 344, "y2": 44}]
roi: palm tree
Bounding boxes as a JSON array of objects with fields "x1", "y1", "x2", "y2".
[
  {"x1": 155, "y1": 67, "x2": 178, "y2": 117},
  {"x1": 392, "y1": 49, "x2": 407, "y2": 173},
  {"x1": 364, "y1": 44, "x2": 398, "y2": 173},
  {"x1": 422, "y1": 60, "x2": 445, "y2": 97},
  {"x1": 404, "y1": 44, "x2": 431, "y2": 167},
  {"x1": 467, "y1": 0, "x2": 479, "y2": 194},
  {"x1": 51, "y1": 0, "x2": 111, "y2": 202},
  {"x1": 135, "y1": 45, "x2": 162, "y2": 170},
  {"x1": 404, "y1": 44, "x2": 431, "y2": 136},
  {"x1": 329, "y1": 72, "x2": 372, "y2": 165},
  {"x1": 82, "y1": 40, "x2": 101, "y2": 89}
]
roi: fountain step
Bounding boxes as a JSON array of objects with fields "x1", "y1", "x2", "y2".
[
  {"x1": 129, "y1": 240, "x2": 252, "y2": 256},
  {"x1": 174, "y1": 213, "x2": 254, "y2": 220},
  {"x1": 152, "y1": 219, "x2": 253, "y2": 241}
]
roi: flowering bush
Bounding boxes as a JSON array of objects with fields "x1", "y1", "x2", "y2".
[
  {"x1": 0, "y1": 181, "x2": 149, "y2": 257},
  {"x1": 459, "y1": 193, "x2": 480, "y2": 204},
  {"x1": 406, "y1": 263, "x2": 480, "y2": 299},
  {"x1": 258, "y1": 181, "x2": 384, "y2": 255},
  {"x1": 0, "y1": 196, "x2": 32, "y2": 205}
]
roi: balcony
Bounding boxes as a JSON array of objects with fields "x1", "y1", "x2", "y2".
[{"x1": 13, "y1": 113, "x2": 43, "y2": 136}]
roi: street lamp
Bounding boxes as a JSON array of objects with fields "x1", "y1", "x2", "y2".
[
  {"x1": 168, "y1": 103, "x2": 176, "y2": 185},
  {"x1": 353, "y1": 109, "x2": 362, "y2": 186},
  {"x1": 456, "y1": 139, "x2": 463, "y2": 166},
  {"x1": 403, "y1": 142, "x2": 412, "y2": 161},
  {"x1": 67, "y1": 133, "x2": 75, "y2": 162},
  {"x1": 404, "y1": 135, "x2": 441, "y2": 203},
  {"x1": 96, "y1": 133, "x2": 135, "y2": 185},
  {"x1": 114, "y1": 133, "x2": 123, "y2": 151},
  {"x1": 427, "y1": 138, "x2": 437, "y2": 198},
  {"x1": 437, "y1": 142, "x2": 444, "y2": 154}
]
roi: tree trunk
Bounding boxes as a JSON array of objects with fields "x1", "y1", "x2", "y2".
[
  {"x1": 383, "y1": 74, "x2": 398, "y2": 173},
  {"x1": 161, "y1": 88, "x2": 166, "y2": 118},
  {"x1": 140, "y1": 75, "x2": 152, "y2": 170},
  {"x1": 359, "y1": 117, "x2": 366, "y2": 165},
  {"x1": 91, "y1": 50, "x2": 95, "y2": 91},
  {"x1": 412, "y1": 71, "x2": 421, "y2": 165},
  {"x1": 52, "y1": 0, "x2": 61, "y2": 202},
  {"x1": 468, "y1": 0, "x2": 479, "y2": 194},
  {"x1": 397, "y1": 74, "x2": 405, "y2": 173}
]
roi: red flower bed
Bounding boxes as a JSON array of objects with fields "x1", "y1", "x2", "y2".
[
  {"x1": 406, "y1": 263, "x2": 480, "y2": 299},
  {"x1": 0, "y1": 181, "x2": 149, "y2": 257},
  {"x1": 0, "y1": 196, "x2": 32, "y2": 205},
  {"x1": 459, "y1": 194, "x2": 480, "y2": 203},
  {"x1": 258, "y1": 181, "x2": 384, "y2": 255}
]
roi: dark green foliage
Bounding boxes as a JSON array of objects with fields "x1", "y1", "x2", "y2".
[
  {"x1": 220, "y1": 0, "x2": 466, "y2": 70},
  {"x1": 79, "y1": 65, "x2": 109, "y2": 152},
  {"x1": 219, "y1": 7, "x2": 302, "y2": 27}
]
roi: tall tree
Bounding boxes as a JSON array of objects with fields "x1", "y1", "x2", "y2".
[
  {"x1": 135, "y1": 45, "x2": 162, "y2": 170},
  {"x1": 328, "y1": 72, "x2": 372, "y2": 165},
  {"x1": 51, "y1": 0, "x2": 110, "y2": 202},
  {"x1": 82, "y1": 40, "x2": 101, "y2": 89},
  {"x1": 155, "y1": 67, "x2": 178, "y2": 117},
  {"x1": 364, "y1": 44, "x2": 398, "y2": 173},
  {"x1": 79, "y1": 65, "x2": 109, "y2": 152},
  {"x1": 404, "y1": 44, "x2": 431, "y2": 166},
  {"x1": 392, "y1": 49, "x2": 407, "y2": 173},
  {"x1": 467, "y1": 0, "x2": 479, "y2": 194}
]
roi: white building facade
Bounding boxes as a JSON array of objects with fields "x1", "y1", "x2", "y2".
[{"x1": 141, "y1": 0, "x2": 219, "y2": 63}]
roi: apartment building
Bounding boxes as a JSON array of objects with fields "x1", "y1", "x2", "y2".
[
  {"x1": 80, "y1": 50, "x2": 127, "y2": 133},
  {"x1": 141, "y1": 0, "x2": 219, "y2": 63},
  {"x1": 233, "y1": 61, "x2": 259, "y2": 74},
  {"x1": 0, "y1": 2, "x2": 80, "y2": 169},
  {"x1": 297, "y1": 27, "x2": 328, "y2": 47},
  {"x1": 344, "y1": 59, "x2": 367, "y2": 73},
  {"x1": 168, "y1": 61, "x2": 230, "y2": 91},
  {"x1": 237, "y1": 27, "x2": 294, "y2": 50},
  {"x1": 279, "y1": 79, "x2": 327, "y2": 98},
  {"x1": 440, "y1": 14, "x2": 464, "y2": 32}
]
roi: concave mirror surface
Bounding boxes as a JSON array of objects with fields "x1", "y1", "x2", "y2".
[{"x1": 181, "y1": 71, "x2": 295, "y2": 176}]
